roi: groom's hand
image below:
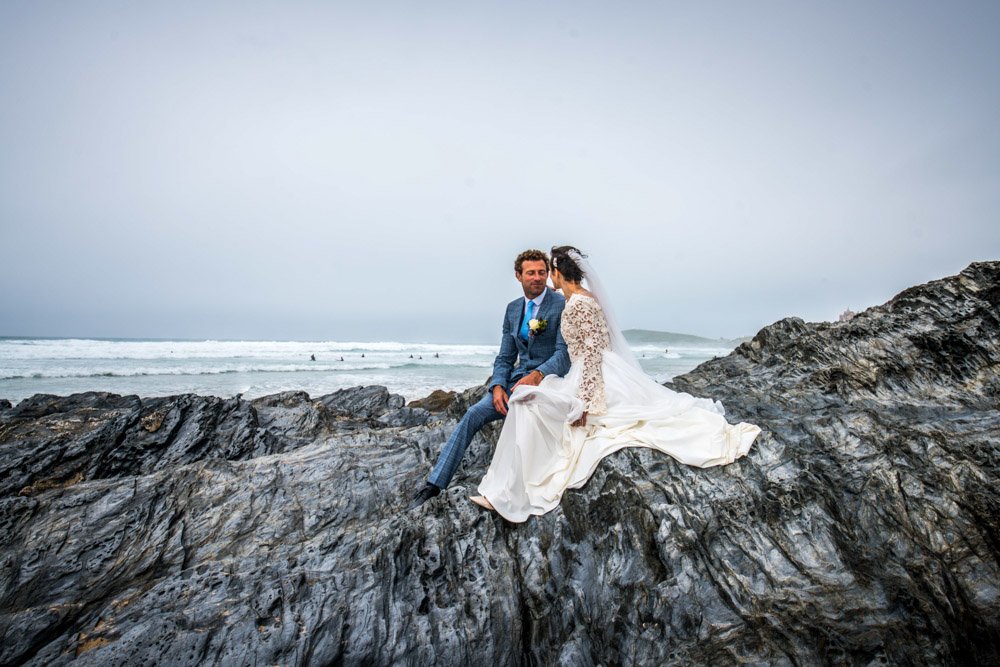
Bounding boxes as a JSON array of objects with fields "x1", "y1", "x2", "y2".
[
  {"x1": 512, "y1": 370, "x2": 544, "y2": 390},
  {"x1": 492, "y1": 386, "x2": 510, "y2": 415}
]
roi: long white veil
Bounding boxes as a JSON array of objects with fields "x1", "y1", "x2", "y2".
[{"x1": 567, "y1": 249, "x2": 644, "y2": 371}]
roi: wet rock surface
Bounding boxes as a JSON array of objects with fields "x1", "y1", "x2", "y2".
[{"x1": 1, "y1": 262, "x2": 999, "y2": 665}]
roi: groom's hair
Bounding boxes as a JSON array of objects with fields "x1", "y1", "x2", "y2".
[{"x1": 514, "y1": 249, "x2": 550, "y2": 274}]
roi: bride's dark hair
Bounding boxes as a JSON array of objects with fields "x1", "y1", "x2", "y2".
[{"x1": 550, "y1": 245, "x2": 586, "y2": 283}]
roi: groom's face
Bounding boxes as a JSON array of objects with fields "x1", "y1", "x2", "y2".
[{"x1": 516, "y1": 260, "x2": 549, "y2": 299}]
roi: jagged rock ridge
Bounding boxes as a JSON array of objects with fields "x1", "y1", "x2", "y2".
[{"x1": 0, "y1": 262, "x2": 998, "y2": 665}]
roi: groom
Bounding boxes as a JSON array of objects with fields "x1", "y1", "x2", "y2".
[{"x1": 408, "y1": 249, "x2": 571, "y2": 509}]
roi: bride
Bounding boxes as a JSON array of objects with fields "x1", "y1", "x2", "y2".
[{"x1": 470, "y1": 246, "x2": 761, "y2": 522}]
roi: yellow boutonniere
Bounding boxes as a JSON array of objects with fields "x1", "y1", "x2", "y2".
[{"x1": 528, "y1": 318, "x2": 548, "y2": 336}]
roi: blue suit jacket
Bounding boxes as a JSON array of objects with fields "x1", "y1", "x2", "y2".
[{"x1": 489, "y1": 288, "x2": 571, "y2": 391}]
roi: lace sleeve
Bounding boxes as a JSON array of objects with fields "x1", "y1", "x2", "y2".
[{"x1": 573, "y1": 297, "x2": 610, "y2": 415}]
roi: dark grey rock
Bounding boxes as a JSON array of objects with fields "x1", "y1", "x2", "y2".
[
  {"x1": 249, "y1": 391, "x2": 326, "y2": 443},
  {"x1": 663, "y1": 260, "x2": 1000, "y2": 664},
  {"x1": 446, "y1": 383, "x2": 493, "y2": 420},
  {"x1": 377, "y1": 407, "x2": 434, "y2": 428},
  {"x1": 0, "y1": 392, "x2": 292, "y2": 499},
  {"x1": 316, "y1": 385, "x2": 406, "y2": 419},
  {"x1": 0, "y1": 261, "x2": 998, "y2": 665}
]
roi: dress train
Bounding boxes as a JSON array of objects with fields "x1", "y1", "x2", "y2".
[{"x1": 477, "y1": 349, "x2": 760, "y2": 523}]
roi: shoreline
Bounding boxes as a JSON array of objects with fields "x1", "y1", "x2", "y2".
[{"x1": 0, "y1": 338, "x2": 727, "y2": 406}]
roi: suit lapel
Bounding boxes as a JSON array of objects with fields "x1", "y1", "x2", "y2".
[
  {"x1": 510, "y1": 301, "x2": 528, "y2": 355},
  {"x1": 512, "y1": 290, "x2": 557, "y2": 355},
  {"x1": 526, "y1": 290, "x2": 554, "y2": 351},
  {"x1": 535, "y1": 292, "x2": 554, "y2": 324}
]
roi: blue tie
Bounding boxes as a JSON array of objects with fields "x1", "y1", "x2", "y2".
[{"x1": 520, "y1": 300, "x2": 535, "y2": 340}]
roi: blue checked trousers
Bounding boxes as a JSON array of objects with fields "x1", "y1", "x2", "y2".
[{"x1": 428, "y1": 391, "x2": 505, "y2": 488}]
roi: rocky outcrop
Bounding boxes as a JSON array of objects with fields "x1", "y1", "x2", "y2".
[
  {"x1": 2, "y1": 392, "x2": 264, "y2": 499},
  {"x1": 0, "y1": 262, "x2": 998, "y2": 665},
  {"x1": 665, "y1": 261, "x2": 1000, "y2": 663},
  {"x1": 0, "y1": 386, "x2": 415, "y2": 501},
  {"x1": 316, "y1": 385, "x2": 406, "y2": 420}
]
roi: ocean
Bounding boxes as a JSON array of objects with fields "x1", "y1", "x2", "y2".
[{"x1": 0, "y1": 337, "x2": 736, "y2": 405}]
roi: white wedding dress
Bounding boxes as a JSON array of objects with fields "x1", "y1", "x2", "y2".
[{"x1": 477, "y1": 293, "x2": 761, "y2": 523}]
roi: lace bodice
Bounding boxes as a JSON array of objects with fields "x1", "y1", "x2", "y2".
[{"x1": 561, "y1": 293, "x2": 611, "y2": 414}]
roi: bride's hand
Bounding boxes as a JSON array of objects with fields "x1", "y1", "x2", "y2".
[{"x1": 571, "y1": 412, "x2": 588, "y2": 427}]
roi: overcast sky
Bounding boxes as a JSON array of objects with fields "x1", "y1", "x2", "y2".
[{"x1": 1, "y1": 1, "x2": 997, "y2": 343}]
